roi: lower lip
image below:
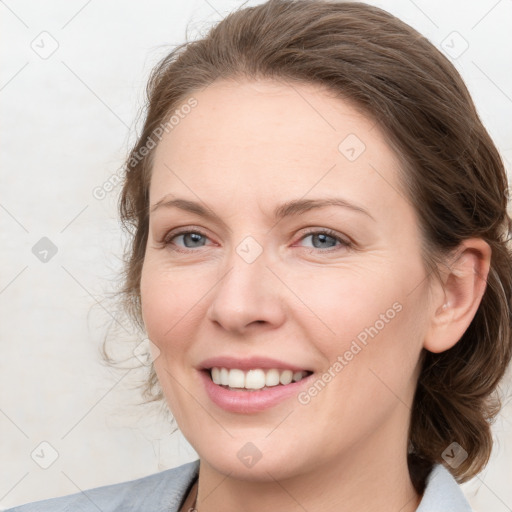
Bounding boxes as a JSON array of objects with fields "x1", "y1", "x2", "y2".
[{"x1": 199, "y1": 370, "x2": 313, "y2": 413}]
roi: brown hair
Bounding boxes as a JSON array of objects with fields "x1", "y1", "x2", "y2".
[{"x1": 110, "y1": 0, "x2": 512, "y2": 493}]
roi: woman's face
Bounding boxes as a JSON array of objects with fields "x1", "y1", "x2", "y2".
[{"x1": 141, "y1": 79, "x2": 433, "y2": 480}]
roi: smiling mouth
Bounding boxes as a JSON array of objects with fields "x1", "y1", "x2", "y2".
[{"x1": 204, "y1": 367, "x2": 314, "y2": 391}]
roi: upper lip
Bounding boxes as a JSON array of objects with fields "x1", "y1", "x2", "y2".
[{"x1": 198, "y1": 356, "x2": 312, "y2": 372}]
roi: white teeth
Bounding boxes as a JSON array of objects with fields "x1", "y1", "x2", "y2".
[
  {"x1": 220, "y1": 367, "x2": 229, "y2": 385},
  {"x1": 279, "y1": 370, "x2": 293, "y2": 385},
  {"x1": 245, "y1": 369, "x2": 266, "y2": 389},
  {"x1": 292, "y1": 371, "x2": 304, "y2": 382},
  {"x1": 265, "y1": 369, "x2": 280, "y2": 387},
  {"x1": 228, "y1": 369, "x2": 245, "y2": 388},
  {"x1": 209, "y1": 367, "x2": 310, "y2": 389}
]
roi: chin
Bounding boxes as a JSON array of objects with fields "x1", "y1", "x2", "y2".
[{"x1": 195, "y1": 438, "x2": 314, "y2": 482}]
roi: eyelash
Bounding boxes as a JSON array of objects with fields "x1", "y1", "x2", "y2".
[{"x1": 159, "y1": 227, "x2": 352, "y2": 254}]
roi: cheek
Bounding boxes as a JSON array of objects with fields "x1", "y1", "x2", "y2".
[
  {"x1": 140, "y1": 258, "x2": 219, "y2": 375},
  {"x1": 288, "y1": 262, "x2": 406, "y2": 339},
  {"x1": 140, "y1": 261, "x2": 195, "y2": 351},
  {"x1": 297, "y1": 285, "x2": 424, "y2": 444},
  {"x1": 140, "y1": 262, "x2": 202, "y2": 418},
  {"x1": 292, "y1": 258, "x2": 426, "y2": 384}
]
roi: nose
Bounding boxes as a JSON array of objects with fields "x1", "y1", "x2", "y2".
[{"x1": 205, "y1": 244, "x2": 287, "y2": 334}]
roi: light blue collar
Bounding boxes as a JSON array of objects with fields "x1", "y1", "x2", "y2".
[
  {"x1": 5, "y1": 459, "x2": 473, "y2": 511},
  {"x1": 416, "y1": 463, "x2": 473, "y2": 511}
]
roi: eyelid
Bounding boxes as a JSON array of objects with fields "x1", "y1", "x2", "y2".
[{"x1": 295, "y1": 227, "x2": 351, "y2": 245}]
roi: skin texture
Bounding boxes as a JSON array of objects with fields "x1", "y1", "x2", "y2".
[{"x1": 140, "y1": 79, "x2": 491, "y2": 512}]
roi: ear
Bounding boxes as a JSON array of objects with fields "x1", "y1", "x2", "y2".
[{"x1": 423, "y1": 238, "x2": 491, "y2": 354}]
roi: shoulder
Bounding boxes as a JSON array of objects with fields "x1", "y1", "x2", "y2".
[
  {"x1": 5, "y1": 459, "x2": 200, "y2": 512},
  {"x1": 416, "y1": 463, "x2": 473, "y2": 511}
]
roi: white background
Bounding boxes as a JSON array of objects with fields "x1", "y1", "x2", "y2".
[{"x1": 1, "y1": 0, "x2": 511, "y2": 510}]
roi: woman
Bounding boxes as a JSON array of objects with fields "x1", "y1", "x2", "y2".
[{"x1": 8, "y1": 0, "x2": 511, "y2": 511}]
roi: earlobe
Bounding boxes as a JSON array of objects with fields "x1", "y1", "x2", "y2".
[{"x1": 423, "y1": 238, "x2": 491, "y2": 354}]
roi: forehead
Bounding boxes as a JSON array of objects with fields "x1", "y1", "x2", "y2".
[{"x1": 149, "y1": 78, "x2": 407, "y2": 219}]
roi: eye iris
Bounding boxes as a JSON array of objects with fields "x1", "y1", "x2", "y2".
[
  {"x1": 184, "y1": 232, "x2": 205, "y2": 247},
  {"x1": 312, "y1": 233, "x2": 336, "y2": 249}
]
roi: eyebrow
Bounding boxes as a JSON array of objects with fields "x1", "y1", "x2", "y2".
[{"x1": 150, "y1": 196, "x2": 375, "y2": 225}]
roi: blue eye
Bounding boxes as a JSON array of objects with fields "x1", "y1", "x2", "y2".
[
  {"x1": 297, "y1": 229, "x2": 350, "y2": 251},
  {"x1": 165, "y1": 231, "x2": 209, "y2": 249}
]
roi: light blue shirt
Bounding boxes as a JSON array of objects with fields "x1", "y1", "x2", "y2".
[{"x1": 5, "y1": 460, "x2": 473, "y2": 511}]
